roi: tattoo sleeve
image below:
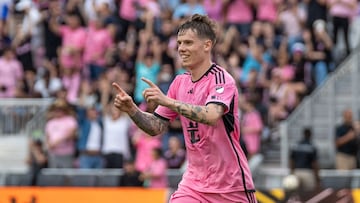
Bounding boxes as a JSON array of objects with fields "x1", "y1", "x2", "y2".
[
  {"x1": 171, "y1": 101, "x2": 224, "y2": 125},
  {"x1": 130, "y1": 110, "x2": 169, "y2": 136}
]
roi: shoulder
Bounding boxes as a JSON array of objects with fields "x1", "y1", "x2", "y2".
[{"x1": 205, "y1": 64, "x2": 236, "y2": 85}]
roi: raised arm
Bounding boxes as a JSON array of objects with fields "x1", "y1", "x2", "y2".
[
  {"x1": 141, "y1": 78, "x2": 225, "y2": 126},
  {"x1": 112, "y1": 82, "x2": 169, "y2": 136}
]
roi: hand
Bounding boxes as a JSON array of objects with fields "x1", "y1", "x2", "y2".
[
  {"x1": 112, "y1": 82, "x2": 137, "y2": 114},
  {"x1": 142, "y1": 77, "x2": 169, "y2": 106}
]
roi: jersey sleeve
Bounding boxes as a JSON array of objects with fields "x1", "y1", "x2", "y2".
[
  {"x1": 154, "y1": 76, "x2": 179, "y2": 122},
  {"x1": 205, "y1": 74, "x2": 237, "y2": 114}
]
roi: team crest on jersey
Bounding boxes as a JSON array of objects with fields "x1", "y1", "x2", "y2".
[{"x1": 215, "y1": 86, "x2": 224, "y2": 93}]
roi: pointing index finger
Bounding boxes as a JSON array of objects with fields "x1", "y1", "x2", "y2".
[
  {"x1": 141, "y1": 77, "x2": 157, "y2": 88},
  {"x1": 112, "y1": 82, "x2": 126, "y2": 95}
]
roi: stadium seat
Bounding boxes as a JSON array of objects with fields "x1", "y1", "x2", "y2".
[
  {"x1": 4, "y1": 173, "x2": 31, "y2": 186},
  {"x1": 96, "y1": 175, "x2": 121, "y2": 187},
  {"x1": 37, "y1": 174, "x2": 66, "y2": 186},
  {"x1": 68, "y1": 175, "x2": 97, "y2": 187}
]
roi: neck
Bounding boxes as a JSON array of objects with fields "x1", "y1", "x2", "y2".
[{"x1": 189, "y1": 60, "x2": 212, "y2": 82}]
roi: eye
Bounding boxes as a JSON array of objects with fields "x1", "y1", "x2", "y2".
[{"x1": 184, "y1": 40, "x2": 193, "y2": 45}]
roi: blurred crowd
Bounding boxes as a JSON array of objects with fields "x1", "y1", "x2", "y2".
[{"x1": 0, "y1": 0, "x2": 357, "y2": 187}]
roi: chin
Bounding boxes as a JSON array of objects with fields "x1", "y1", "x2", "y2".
[{"x1": 181, "y1": 61, "x2": 192, "y2": 69}]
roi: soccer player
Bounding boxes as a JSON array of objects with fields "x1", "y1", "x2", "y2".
[{"x1": 113, "y1": 14, "x2": 257, "y2": 203}]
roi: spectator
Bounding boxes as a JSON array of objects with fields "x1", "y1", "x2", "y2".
[
  {"x1": 13, "y1": 0, "x2": 42, "y2": 73},
  {"x1": 50, "y1": 11, "x2": 87, "y2": 103},
  {"x1": 117, "y1": 0, "x2": 138, "y2": 41},
  {"x1": 133, "y1": 29, "x2": 161, "y2": 104},
  {"x1": 83, "y1": 17, "x2": 113, "y2": 82},
  {"x1": 328, "y1": 0, "x2": 357, "y2": 56},
  {"x1": 335, "y1": 109, "x2": 359, "y2": 170},
  {"x1": 240, "y1": 99, "x2": 264, "y2": 159},
  {"x1": 224, "y1": 0, "x2": 254, "y2": 39},
  {"x1": 164, "y1": 136, "x2": 186, "y2": 169},
  {"x1": 101, "y1": 103, "x2": 132, "y2": 168},
  {"x1": 303, "y1": 21, "x2": 333, "y2": 87},
  {"x1": 0, "y1": 47, "x2": 24, "y2": 98},
  {"x1": 26, "y1": 129, "x2": 47, "y2": 186},
  {"x1": 304, "y1": 0, "x2": 328, "y2": 30},
  {"x1": 0, "y1": 18, "x2": 11, "y2": 56},
  {"x1": 203, "y1": 0, "x2": 224, "y2": 22},
  {"x1": 254, "y1": 0, "x2": 282, "y2": 24},
  {"x1": 267, "y1": 68, "x2": 293, "y2": 127},
  {"x1": 289, "y1": 42, "x2": 311, "y2": 95},
  {"x1": 140, "y1": 147, "x2": 168, "y2": 188},
  {"x1": 40, "y1": 0, "x2": 63, "y2": 65},
  {"x1": 45, "y1": 99, "x2": 78, "y2": 168},
  {"x1": 119, "y1": 159, "x2": 144, "y2": 187},
  {"x1": 277, "y1": 0, "x2": 306, "y2": 48},
  {"x1": 77, "y1": 105, "x2": 104, "y2": 169},
  {"x1": 290, "y1": 128, "x2": 320, "y2": 192},
  {"x1": 18, "y1": 67, "x2": 39, "y2": 98}
]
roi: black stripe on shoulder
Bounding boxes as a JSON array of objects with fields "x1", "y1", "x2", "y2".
[
  {"x1": 204, "y1": 64, "x2": 219, "y2": 76},
  {"x1": 205, "y1": 64, "x2": 224, "y2": 84},
  {"x1": 153, "y1": 112, "x2": 170, "y2": 121}
]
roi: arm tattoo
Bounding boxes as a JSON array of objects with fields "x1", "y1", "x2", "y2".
[
  {"x1": 130, "y1": 110, "x2": 169, "y2": 136},
  {"x1": 173, "y1": 101, "x2": 223, "y2": 125}
]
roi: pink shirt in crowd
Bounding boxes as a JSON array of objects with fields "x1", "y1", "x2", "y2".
[
  {"x1": 155, "y1": 64, "x2": 255, "y2": 193},
  {"x1": 46, "y1": 115, "x2": 78, "y2": 156},
  {"x1": 226, "y1": 0, "x2": 253, "y2": 24},
  {"x1": 147, "y1": 158, "x2": 168, "y2": 188},
  {"x1": 83, "y1": 23, "x2": 113, "y2": 66},
  {"x1": 256, "y1": 0, "x2": 281, "y2": 23},
  {"x1": 59, "y1": 26, "x2": 87, "y2": 69},
  {"x1": 242, "y1": 110, "x2": 263, "y2": 154},
  {"x1": 0, "y1": 58, "x2": 23, "y2": 98},
  {"x1": 273, "y1": 65, "x2": 295, "y2": 82},
  {"x1": 134, "y1": 133, "x2": 162, "y2": 172},
  {"x1": 328, "y1": 0, "x2": 357, "y2": 18},
  {"x1": 203, "y1": 0, "x2": 224, "y2": 21},
  {"x1": 279, "y1": 8, "x2": 306, "y2": 37},
  {"x1": 119, "y1": 0, "x2": 149, "y2": 21}
]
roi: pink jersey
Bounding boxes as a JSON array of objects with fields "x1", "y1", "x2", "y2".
[{"x1": 155, "y1": 64, "x2": 255, "y2": 193}]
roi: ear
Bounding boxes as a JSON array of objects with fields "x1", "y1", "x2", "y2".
[{"x1": 204, "y1": 39, "x2": 213, "y2": 52}]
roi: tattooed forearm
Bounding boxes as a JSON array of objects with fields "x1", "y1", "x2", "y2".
[
  {"x1": 130, "y1": 110, "x2": 169, "y2": 136},
  {"x1": 171, "y1": 101, "x2": 224, "y2": 125}
]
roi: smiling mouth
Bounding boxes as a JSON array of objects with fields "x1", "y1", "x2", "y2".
[{"x1": 180, "y1": 55, "x2": 190, "y2": 60}]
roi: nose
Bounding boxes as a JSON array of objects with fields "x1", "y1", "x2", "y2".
[{"x1": 177, "y1": 43, "x2": 185, "y2": 52}]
